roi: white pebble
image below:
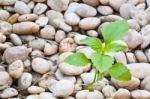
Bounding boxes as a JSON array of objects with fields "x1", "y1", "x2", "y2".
[
  {"x1": 33, "y1": 3, "x2": 47, "y2": 15},
  {"x1": 32, "y1": 57, "x2": 51, "y2": 74},
  {"x1": 14, "y1": 1, "x2": 31, "y2": 14},
  {"x1": 8, "y1": 60, "x2": 24, "y2": 79},
  {"x1": 36, "y1": 16, "x2": 48, "y2": 27},
  {"x1": 28, "y1": 86, "x2": 45, "y2": 94}
]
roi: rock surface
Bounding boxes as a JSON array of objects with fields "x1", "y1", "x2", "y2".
[
  {"x1": 0, "y1": 0, "x2": 150, "y2": 99},
  {"x1": 49, "y1": 80, "x2": 74, "y2": 97},
  {"x1": 127, "y1": 63, "x2": 150, "y2": 79},
  {"x1": 3, "y1": 46, "x2": 29, "y2": 64}
]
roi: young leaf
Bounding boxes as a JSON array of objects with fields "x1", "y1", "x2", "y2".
[
  {"x1": 97, "y1": 72, "x2": 104, "y2": 81},
  {"x1": 109, "y1": 63, "x2": 131, "y2": 81},
  {"x1": 104, "y1": 40, "x2": 127, "y2": 52},
  {"x1": 80, "y1": 37, "x2": 102, "y2": 53},
  {"x1": 101, "y1": 20, "x2": 128, "y2": 44},
  {"x1": 64, "y1": 52, "x2": 90, "y2": 66},
  {"x1": 91, "y1": 52, "x2": 114, "y2": 73}
]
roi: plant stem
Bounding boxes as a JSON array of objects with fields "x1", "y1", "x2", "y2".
[
  {"x1": 87, "y1": 50, "x2": 104, "y2": 92},
  {"x1": 87, "y1": 69, "x2": 98, "y2": 92},
  {"x1": 91, "y1": 69, "x2": 98, "y2": 84}
]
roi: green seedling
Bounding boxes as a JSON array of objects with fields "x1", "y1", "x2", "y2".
[{"x1": 64, "y1": 20, "x2": 131, "y2": 92}]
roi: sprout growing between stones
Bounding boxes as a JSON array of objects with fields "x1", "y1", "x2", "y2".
[{"x1": 64, "y1": 20, "x2": 131, "y2": 92}]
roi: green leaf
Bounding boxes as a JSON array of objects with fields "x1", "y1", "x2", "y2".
[
  {"x1": 104, "y1": 40, "x2": 127, "y2": 52},
  {"x1": 101, "y1": 20, "x2": 128, "y2": 44},
  {"x1": 91, "y1": 53, "x2": 114, "y2": 73},
  {"x1": 80, "y1": 37, "x2": 102, "y2": 53},
  {"x1": 64, "y1": 52, "x2": 90, "y2": 66},
  {"x1": 97, "y1": 72, "x2": 104, "y2": 81},
  {"x1": 109, "y1": 63, "x2": 131, "y2": 81}
]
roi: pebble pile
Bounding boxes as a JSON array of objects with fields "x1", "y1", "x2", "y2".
[{"x1": 0, "y1": 0, "x2": 150, "y2": 99}]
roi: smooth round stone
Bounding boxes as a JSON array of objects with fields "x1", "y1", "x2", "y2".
[
  {"x1": 127, "y1": 63, "x2": 150, "y2": 79},
  {"x1": 86, "y1": 30, "x2": 98, "y2": 37},
  {"x1": 131, "y1": 90, "x2": 150, "y2": 99},
  {"x1": 124, "y1": 29, "x2": 143, "y2": 49},
  {"x1": 113, "y1": 88, "x2": 131, "y2": 99},
  {"x1": 38, "y1": 76, "x2": 57, "y2": 90},
  {"x1": 46, "y1": 10, "x2": 72, "y2": 32},
  {"x1": 105, "y1": 15, "x2": 123, "y2": 22},
  {"x1": 99, "y1": 0, "x2": 109, "y2": 5},
  {"x1": 130, "y1": 10, "x2": 148, "y2": 27},
  {"x1": 93, "y1": 79, "x2": 109, "y2": 91},
  {"x1": 46, "y1": 10, "x2": 64, "y2": 26},
  {"x1": 0, "y1": 10, "x2": 10, "y2": 21},
  {"x1": 40, "y1": 25, "x2": 56, "y2": 40},
  {"x1": 10, "y1": 34, "x2": 22, "y2": 46},
  {"x1": 18, "y1": 72, "x2": 32, "y2": 89},
  {"x1": 115, "y1": 52, "x2": 127, "y2": 64},
  {"x1": 136, "y1": 3, "x2": 146, "y2": 10},
  {"x1": 47, "y1": 0, "x2": 70, "y2": 12},
  {"x1": 76, "y1": 90, "x2": 104, "y2": 99},
  {"x1": 3, "y1": 46, "x2": 29, "y2": 64},
  {"x1": 140, "y1": 25, "x2": 150, "y2": 48},
  {"x1": 33, "y1": 3, "x2": 47, "y2": 15},
  {"x1": 55, "y1": 30, "x2": 66, "y2": 42},
  {"x1": 109, "y1": 0, "x2": 127, "y2": 11},
  {"x1": 39, "y1": 92, "x2": 57, "y2": 99},
  {"x1": 75, "y1": 3, "x2": 97, "y2": 17},
  {"x1": 102, "y1": 85, "x2": 116, "y2": 98},
  {"x1": 59, "y1": 62, "x2": 91, "y2": 76},
  {"x1": 8, "y1": 13, "x2": 19, "y2": 24},
  {"x1": 32, "y1": 57, "x2": 51, "y2": 74},
  {"x1": 44, "y1": 42, "x2": 58, "y2": 56},
  {"x1": 127, "y1": 19, "x2": 140, "y2": 31},
  {"x1": 8, "y1": 60, "x2": 24, "y2": 79},
  {"x1": 28, "y1": 86, "x2": 45, "y2": 94},
  {"x1": 0, "y1": 71, "x2": 11, "y2": 86},
  {"x1": 0, "y1": 21, "x2": 12, "y2": 35},
  {"x1": 65, "y1": 2, "x2": 79, "y2": 13},
  {"x1": 126, "y1": 52, "x2": 136, "y2": 63},
  {"x1": 55, "y1": 69, "x2": 76, "y2": 83},
  {"x1": 49, "y1": 80, "x2": 74, "y2": 97},
  {"x1": 119, "y1": 3, "x2": 136, "y2": 19},
  {"x1": 0, "y1": 33, "x2": 6, "y2": 43},
  {"x1": 83, "y1": 0, "x2": 100, "y2": 7},
  {"x1": 14, "y1": 1, "x2": 31, "y2": 14},
  {"x1": 64, "y1": 12, "x2": 80, "y2": 26},
  {"x1": 97, "y1": 6, "x2": 113, "y2": 15},
  {"x1": 0, "y1": 0, "x2": 17, "y2": 5},
  {"x1": 80, "y1": 73, "x2": 94, "y2": 84},
  {"x1": 135, "y1": 50, "x2": 148, "y2": 62},
  {"x1": 74, "y1": 34, "x2": 87, "y2": 44},
  {"x1": 18, "y1": 14, "x2": 38, "y2": 22},
  {"x1": 13, "y1": 22, "x2": 39, "y2": 35},
  {"x1": 79, "y1": 17, "x2": 100, "y2": 30},
  {"x1": 26, "y1": 95, "x2": 39, "y2": 99},
  {"x1": 27, "y1": 1, "x2": 35, "y2": 9},
  {"x1": 0, "y1": 88, "x2": 18, "y2": 98},
  {"x1": 112, "y1": 77, "x2": 140, "y2": 90},
  {"x1": 28, "y1": 38, "x2": 46, "y2": 50},
  {"x1": 0, "y1": 43, "x2": 11, "y2": 52},
  {"x1": 141, "y1": 75, "x2": 150, "y2": 91},
  {"x1": 36, "y1": 16, "x2": 48, "y2": 27}
]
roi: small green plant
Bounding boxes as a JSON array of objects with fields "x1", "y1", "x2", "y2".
[{"x1": 64, "y1": 20, "x2": 131, "y2": 92}]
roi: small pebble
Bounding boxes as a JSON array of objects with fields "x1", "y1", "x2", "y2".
[{"x1": 32, "y1": 57, "x2": 51, "y2": 74}]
